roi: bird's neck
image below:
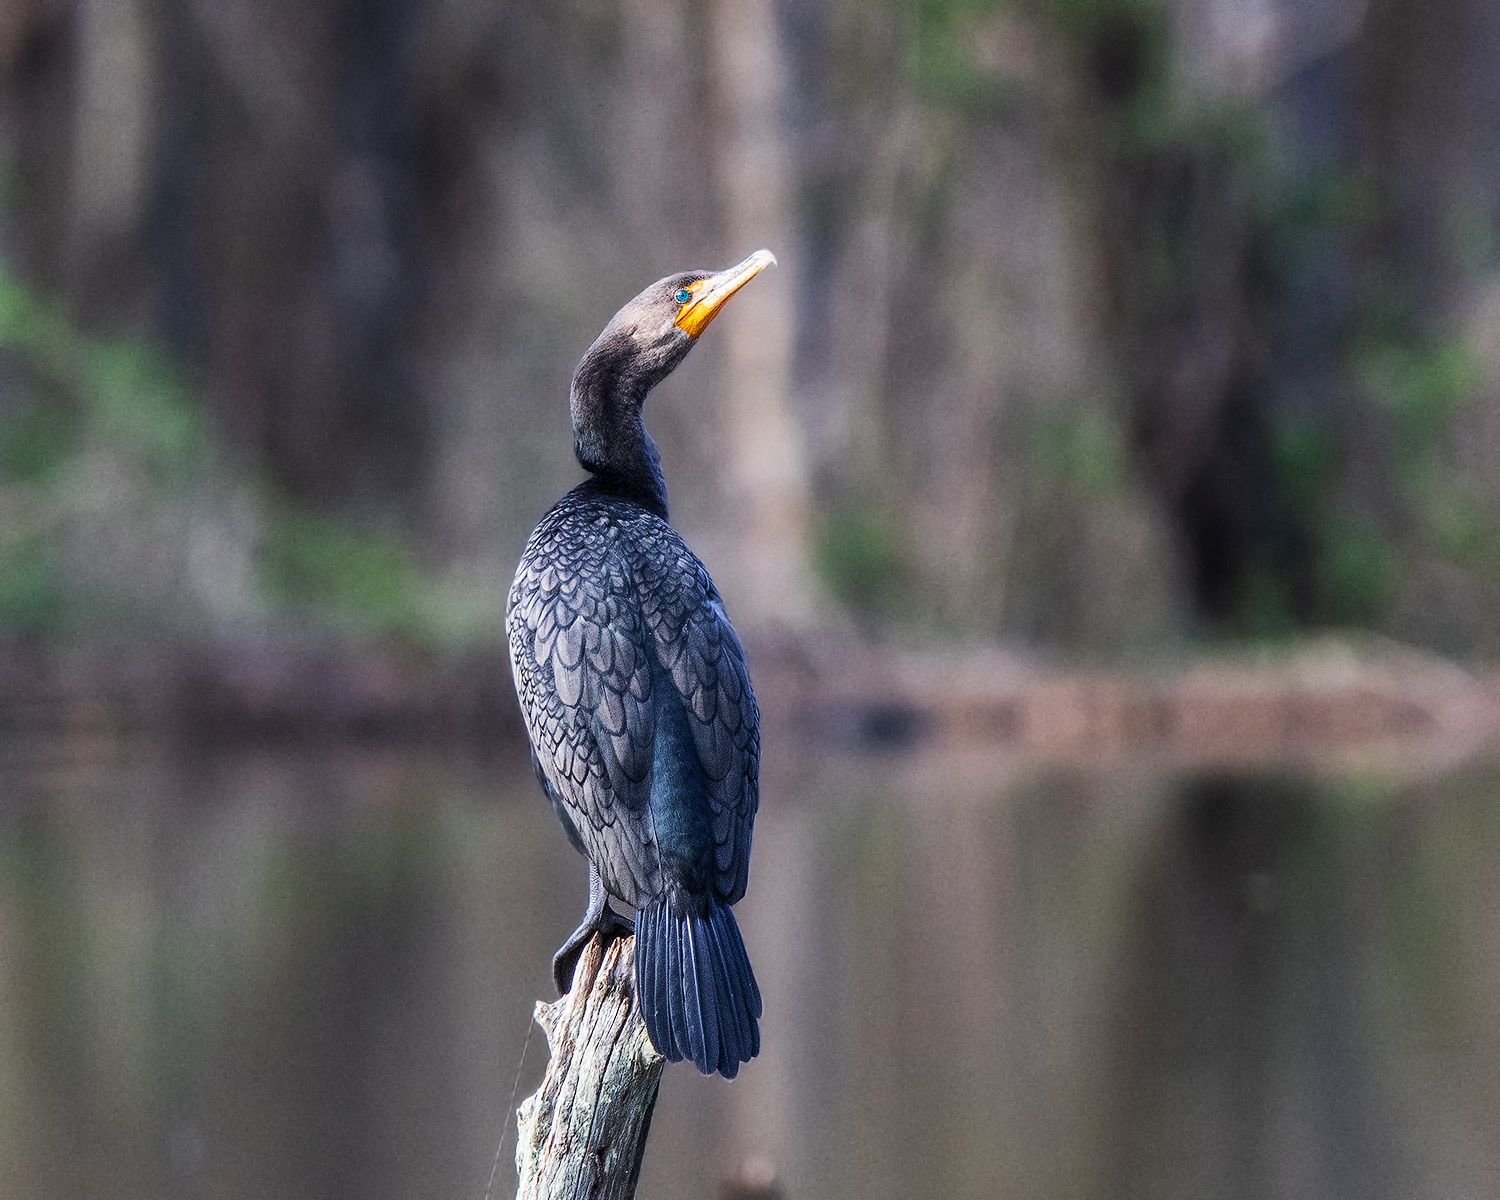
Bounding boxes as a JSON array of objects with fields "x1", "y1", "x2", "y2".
[{"x1": 570, "y1": 362, "x2": 669, "y2": 519}]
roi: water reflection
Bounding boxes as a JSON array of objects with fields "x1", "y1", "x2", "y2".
[{"x1": 1, "y1": 742, "x2": 1497, "y2": 1199}]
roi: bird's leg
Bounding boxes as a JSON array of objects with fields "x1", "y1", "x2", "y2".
[{"x1": 553, "y1": 865, "x2": 635, "y2": 994}]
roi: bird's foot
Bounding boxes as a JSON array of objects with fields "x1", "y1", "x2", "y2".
[{"x1": 552, "y1": 904, "x2": 635, "y2": 994}]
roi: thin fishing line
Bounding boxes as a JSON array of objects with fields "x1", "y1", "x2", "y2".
[{"x1": 482, "y1": 1011, "x2": 536, "y2": 1200}]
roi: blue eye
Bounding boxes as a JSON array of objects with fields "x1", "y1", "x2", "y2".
[{"x1": 673, "y1": 288, "x2": 692, "y2": 304}]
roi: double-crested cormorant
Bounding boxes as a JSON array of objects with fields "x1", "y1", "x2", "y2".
[{"x1": 506, "y1": 250, "x2": 774, "y2": 1078}]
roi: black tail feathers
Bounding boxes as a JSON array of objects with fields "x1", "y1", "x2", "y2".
[{"x1": 635, "y1": 893, "x2": 761, "y2": 1078}]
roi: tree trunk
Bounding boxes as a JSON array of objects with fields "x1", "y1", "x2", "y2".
[
  {"x1": 515, "y1": 935, "x2": 664, "y2": 1200},
  {"x1": 703, "y1": 0, "x2": 818, "y2": 625}
]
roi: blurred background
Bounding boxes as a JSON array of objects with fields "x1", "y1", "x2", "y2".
[{"x1": 3, "y1": 0, "x2": 1500, "y2": 1197}]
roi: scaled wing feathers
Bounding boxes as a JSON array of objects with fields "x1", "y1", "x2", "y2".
[{"x1": 507, "y1": 498, "x2": 759, "y2": 907}]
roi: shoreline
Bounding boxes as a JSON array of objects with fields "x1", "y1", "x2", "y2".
[{"x1": 1, "y1": 633, "x2": 1496, "y2": 771}]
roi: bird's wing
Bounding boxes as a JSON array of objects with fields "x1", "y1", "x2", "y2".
[
  {"x1": 640, "y1": 545, "x2": 761, "y2": 904},
  {"x1": 508, "y1": 528, "x2": 663, "y2": 904}
]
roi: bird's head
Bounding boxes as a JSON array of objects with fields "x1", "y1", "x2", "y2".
[
  {"x1": 573, "y1": 249, "x2": 778, "y2": 399},
  {"x1": 570, "y1": 249, "x2": 777, "y2": 499}
]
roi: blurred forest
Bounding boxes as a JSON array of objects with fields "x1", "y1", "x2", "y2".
[
  {"x1": 6, "y1": 9, "x2": 1500, "y2": 1198},
  {"x1": 3, "y1": 0, "x2": 1500, "y2": 660}
]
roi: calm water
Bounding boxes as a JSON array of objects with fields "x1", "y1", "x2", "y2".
[{"x1": 2, "y1": 737, "x2": 1499, "y2": 1199}]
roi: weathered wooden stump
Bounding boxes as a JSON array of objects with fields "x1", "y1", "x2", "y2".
[{"x1": 515, "y1": 934, "x2": 664, "y2": 1200}]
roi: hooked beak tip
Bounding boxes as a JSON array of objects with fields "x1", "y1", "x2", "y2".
[{"x1": 675, "y1": 248, "x2": 779, "y2": 338}]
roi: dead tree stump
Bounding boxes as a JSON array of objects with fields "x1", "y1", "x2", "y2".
[{"x1": 515, "y1": 934, "x2": 665, "y2": 1200}]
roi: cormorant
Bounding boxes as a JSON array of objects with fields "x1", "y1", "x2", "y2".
[{"x1": 506, "y1": 250, "x2": 774, "y2": 1078}]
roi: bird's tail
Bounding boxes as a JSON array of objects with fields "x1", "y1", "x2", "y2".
[{"x1": 635, "y1": 892, "x2": 761, "y2": 1078}]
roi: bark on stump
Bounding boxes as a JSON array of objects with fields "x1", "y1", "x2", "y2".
[{"x1": 515, "y1": 934, "x2": 664, "y2": 1200}]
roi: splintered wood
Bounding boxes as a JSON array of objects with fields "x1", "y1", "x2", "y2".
[{"x1": 515, "y1": 935, "x2": 664, "y2": 1200}]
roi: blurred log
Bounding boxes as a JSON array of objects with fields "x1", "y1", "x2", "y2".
[{"x1": 515, "y1": 935, "x2": 664, "y2": 1200}]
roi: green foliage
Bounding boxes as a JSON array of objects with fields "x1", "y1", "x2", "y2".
[
  {"x1": 814, "y1": 503, "x2": 906, "y2": 619},
  {"x1": 1446, "y1": 201, "x2": 1497, "y2": 273},
  {"x1": 1032, "y1": 409, "x2": 1126, "y2": 497},
  {"x1": 0, "y1": 399, "x2": 78, "y2": 486},
  {"x1": 1321, "y1": 519, "x2": 1397, "y2": 625},
  {"x1": 85, "y1": 341, "x2": 203, "y2": 483},
  {"x1": 1235, "y1": 567, "x2": 1299, "y2": 641},
  {"x1": 1350, "y1": 332, "x2": 1500, "y2": 606},
  {"x1": 1357, "y1": 336, "x2": 1484, "y2": 451},
  {"x1": 1269, "y1": 414, "x2": 1335, "y2": 511},
  {"x1": 0, "y1": 267, "x2": 209, "y2": 633},
  {"x1": 0, "y1": 267, "x2": 489, "y2": 645},
  {"x1": 1253, "y1": 226, "x2": 1494, "y2": 633},
  {"x1": 899, "y1": 0, "x2": 1021, "y2": 110},
  {"x1": 1041, "y1": 0, "x2": 1160, "y2": 34},
  {"x1": 1036, "y1": 0, "x2": 1177, "y2": 149},
  {"x1": 256, "y1": 506, "x2": 452, "y2": 645},
  {"x1": 909, "y1": 37, "x2": 1017, "y2": 111},
  {"x1": 908, "y1": 0, "x2": 1004, "y2": 17},
  {"x1": 0, "y1": 276, "x2": 79, "y2": 632},
  {"x1": 0, "y1": 271, "x2": 205, "y2": 480},
  {"x1": 0, "y1": 531, "x2": 61, "y2": 635},
  {"x1": 1269, "y1": 170, "x2": 1368, "y2": 249},
  {"x1": 1428, "y1": 489, "x2": 1496, "y2": 568}
]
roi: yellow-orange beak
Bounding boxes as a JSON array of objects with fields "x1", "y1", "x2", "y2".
[{"x1": 673, "y1": 249, "x2": 777, "y2": 338}]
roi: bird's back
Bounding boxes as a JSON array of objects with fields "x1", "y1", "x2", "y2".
[{"x1": 507, "y1": 483, "x2": 760, "y2": 910}]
